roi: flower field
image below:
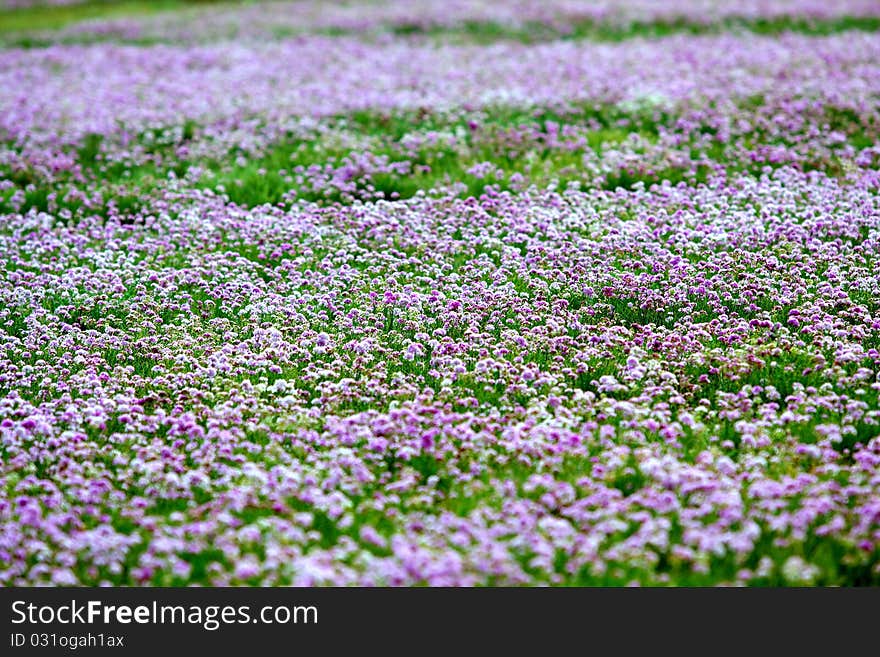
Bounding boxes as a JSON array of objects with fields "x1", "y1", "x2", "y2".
[{"x1": 1, "y1": 0, "x2": 879, "y2": 586}]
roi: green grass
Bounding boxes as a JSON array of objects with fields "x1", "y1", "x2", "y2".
[
  {"x1": 197, "y1": 103, "x2": 665, "y2": 207},
  {"x1": 388, "y1": 15, "x2": 880, "y2": 45},
  {"x1": 0, "y1": 0, "x2": 238, "y2": 35}
]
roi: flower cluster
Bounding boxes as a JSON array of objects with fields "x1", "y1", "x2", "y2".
[{"x1": 0, "y1": 1, "x2": 878, "y2": 586}]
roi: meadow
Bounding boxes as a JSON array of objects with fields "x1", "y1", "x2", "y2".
[{"x1": 1, "y1": 0, "x2": 879, "y2": 586}]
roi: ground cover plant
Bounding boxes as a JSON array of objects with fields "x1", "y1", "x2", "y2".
[{"x1": 0, "y1": 0, "x2": 879, "y2": 586}]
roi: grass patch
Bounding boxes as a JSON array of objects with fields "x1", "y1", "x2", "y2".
[
  {"x1": 0, "y1": 0, "x2": 236, "y2": 36},
  {"x1": 5, "y1": 7, "x2": 879, "y2": 46}
]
